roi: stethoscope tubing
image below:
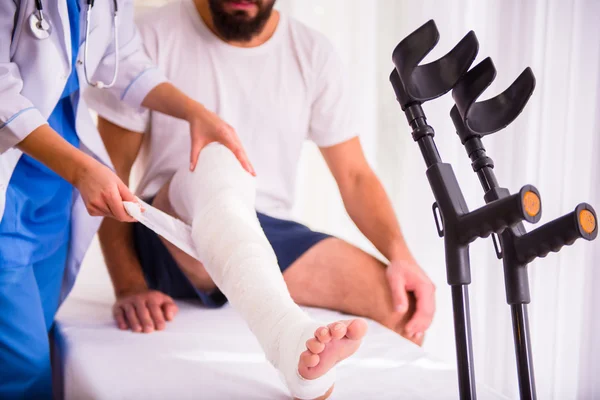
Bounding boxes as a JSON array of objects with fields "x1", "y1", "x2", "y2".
[
  {"x1": 83, "y1": 2, "x2": 119, "y2": 88},
  {"x1": 30, "y1": 0, "x2": 119, "y2": 89}
]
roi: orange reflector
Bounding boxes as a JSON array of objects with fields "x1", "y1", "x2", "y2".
[
  {"x1": 523, "y1": 191, "x2": 541, "y2": 217},
  {"x1": 579, "y1": 209, "x2": 596, "y2": 234}
]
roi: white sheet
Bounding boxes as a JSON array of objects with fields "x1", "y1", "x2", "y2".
[{"x1": 54, "y1": 239, "x2": 508, "y2": 400}]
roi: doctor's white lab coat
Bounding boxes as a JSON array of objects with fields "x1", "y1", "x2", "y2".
[{"x1": 0, "y1": 0, "x2": 166, "y2": 300}]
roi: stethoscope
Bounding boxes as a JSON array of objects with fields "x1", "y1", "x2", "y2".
[{"x1": 29, "y1": 0, "x2": 119, "y2": 89}]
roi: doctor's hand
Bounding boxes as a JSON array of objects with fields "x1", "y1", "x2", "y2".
[
  {"x1": 140, "y1": 82, "x2": 255, "y2": 174},
  {"x1": 17, "y1": 125, "x2": 137, "y2": 222},
  {"x1": 186, "y1": 104, "x2": 255, "y2": 174},
  {"x1": 73, "y1": 158, "x2": 137, "y2": 222},
  {"x1": 386, "y1": 259, "x2": 436, "y2": 341},
  {"x1": 113, "y1": 290, "x2": 179, "y2": 333}
]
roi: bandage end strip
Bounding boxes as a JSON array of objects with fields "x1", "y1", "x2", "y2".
[
  {"x1": 123, "y1": 199, "x2": 200, "y2": 261},
  {"x1": 514, "y1": 203, "x2": 597, "y2": 265}
]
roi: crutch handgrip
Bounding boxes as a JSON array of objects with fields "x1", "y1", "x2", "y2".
[
  {"x1": 514, "y1": 203, "x2": 597, "y2": 264},
  {"x1": 458, "y1": 185, "x2": 542, "y2": 244}
]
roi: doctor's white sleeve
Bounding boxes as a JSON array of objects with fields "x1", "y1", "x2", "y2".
[
  {"x1": 0, "y1": 0, "x2": 48, "y2": 154},
  {"x1": 92, "y1": 0, "x2": 167, "y2": 112}
]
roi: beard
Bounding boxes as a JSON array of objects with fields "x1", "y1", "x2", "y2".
[{"x1": 208, "y1": 0, "x2": 276, "y2": 42}]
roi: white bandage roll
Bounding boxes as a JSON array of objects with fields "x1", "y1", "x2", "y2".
[{"x1": 168, "y1": 144, "x2": 334, "y2": 399}]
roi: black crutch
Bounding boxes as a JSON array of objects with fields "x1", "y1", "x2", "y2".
[
  {"x1": 388, "y1": 20, "x2": 598, "y2": 400},
  {"x1": 449, "y1": 57, "x2": 597, "y2": 399}
]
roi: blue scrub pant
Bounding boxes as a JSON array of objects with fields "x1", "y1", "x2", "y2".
[
  {"x1": 0, "y1": 244, "x2": 67, "y2": 399},
  {"x1": 1, "y1": 2, "x2": 80, "y2": 397},
  {"x1": 0, "y1": 99, "x2": 77, "y2": 400}
]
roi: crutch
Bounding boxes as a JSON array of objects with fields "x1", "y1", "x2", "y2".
[
  {"x1": 388, "y1": 20, "x2": 598, "y2": 400},
  {"x1": 449, "y1": 56, "x2": 597, "y2": 399}
]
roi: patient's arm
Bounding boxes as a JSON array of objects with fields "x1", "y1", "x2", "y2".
[
  {"x1": 320, "y1": 137, "x2": 436, "y2": 339},
  {"x1": 97, "y1": 117, "x2": 178, "y2": 333}
]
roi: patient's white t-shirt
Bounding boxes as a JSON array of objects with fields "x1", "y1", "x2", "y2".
[{"x1": 86, "y1": 0, "x2": 357, "y2": 219}]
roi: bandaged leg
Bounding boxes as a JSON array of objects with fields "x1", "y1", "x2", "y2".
[{"x1": 168, "y1": 144, "x2": 351, "y2": 399}]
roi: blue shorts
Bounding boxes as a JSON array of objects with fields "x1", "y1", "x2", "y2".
[{"x1": 133, "y1": 210, "x2": 330, "y2": 308}]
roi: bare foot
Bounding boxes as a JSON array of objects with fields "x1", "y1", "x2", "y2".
[{"x1": 298, "y1": 319, "x2": 368, "y2": 383}]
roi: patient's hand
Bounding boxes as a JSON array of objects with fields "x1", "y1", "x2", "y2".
[
  {"x1": 386, "y1": 260, "x2": 436, "y2": 342},
  {"x1": 113, "y1": 290, "x2": 179, "y2": 333}
]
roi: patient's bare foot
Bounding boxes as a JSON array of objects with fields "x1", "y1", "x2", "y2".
[{"x1": 298, "y1": 319, "x2": 368, "y2": 385}]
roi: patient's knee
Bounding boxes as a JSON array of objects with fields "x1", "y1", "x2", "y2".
[{"x1": 168, "y1": 144, "x2": 256, "y2": 224}]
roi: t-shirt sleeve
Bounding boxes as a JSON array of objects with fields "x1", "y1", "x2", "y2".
[
  {"x1": 84, "y1": 86, "x2": 150, "y2": 133},
  {"x1": 308, "y1": 40, "x2": 358, "y2": 148},
  {"x1": 83, "y1": 13, "x2": 160, "y2": 133}
]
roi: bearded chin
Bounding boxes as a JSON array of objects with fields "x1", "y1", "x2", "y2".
[{"x1": 209, "y1": 0, "x2": 276, "y2": 42}]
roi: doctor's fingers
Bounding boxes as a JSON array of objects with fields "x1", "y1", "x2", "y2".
[
  {"x1": 190, "y1": 125, "x2": 255, "y2": 176},
  {"x1": 225, "y1": 134, "x2": 256, "y2": 177},
  {"x1": 84, "y1": 192, "x2": 114, "y2": 219},
  {"x1": 189, "y1": 135, "x2": 207, "y2": 171},
  {"x1": 105, "y1": 185, "x2": 136, "y2": 222},
  {"x1": 218, "y1": 125, "x2": 256, "y2": 176},
  {"x1": 86, "y1": 204, "x2": 107, "y2": 218}
]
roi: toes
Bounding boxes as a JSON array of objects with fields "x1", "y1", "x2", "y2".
[
  {"x1": 328, "y1": 322, "x2": 347, "y2": 340},
  {"x1": 315, "y1": 326, "x2": 332, "y2": 344},
  {"x1": 306, "y1": 337, "x2": 326, "y2": 354},
  {"x1": 344, "y1": 319, "x2": 368, "y2": 340},
  {"x1": 300, "y1": 350, "x2": 320, "y2": 368}
]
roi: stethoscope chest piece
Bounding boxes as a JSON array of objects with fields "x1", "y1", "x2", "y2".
[
  {"x1": 29, "y1": 11, "x2": 52, "y2": 40},
  {"x1": 27, "y1": 0, "x2": 120, "y2": 88}
]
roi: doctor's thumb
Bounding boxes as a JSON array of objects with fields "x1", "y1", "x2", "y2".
[{"x1": 189, "y1": 138, "x2": 208, "y2": 172}]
